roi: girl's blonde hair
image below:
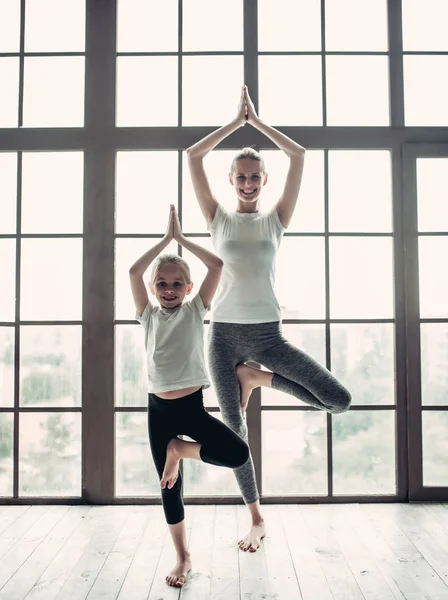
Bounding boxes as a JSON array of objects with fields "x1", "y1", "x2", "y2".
[
  {"x1": 230, "y1": 147, "x2": 266, "y2": 174},
  {"x1": 150, "y1": 254, "x2": 192, "y2": 287}
]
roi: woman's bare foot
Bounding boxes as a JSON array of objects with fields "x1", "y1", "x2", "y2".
[
  {"x1": 160, "y1": 438, "x2": 181, "y2": 489},
  {"x1": 236, "y1": 364, "x2": 273, "y2": 415},
  {"x1": 166, "y1": 555, "x2": 192, "y2": 587},
  {"x1": 238, "y1": 520, "x2": 266, "y2": 552}
]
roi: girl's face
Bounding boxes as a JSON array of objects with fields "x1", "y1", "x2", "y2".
[
  {"x1": 229, "y1": 158, "x2": 268, "y2": 206},
  {"x1": 150, "y1": 264, "x2": 193, "y2": 309}
]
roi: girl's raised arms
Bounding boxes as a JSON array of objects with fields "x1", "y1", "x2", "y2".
[
  {"x1": 171, "y1": 207, "x2": 223, "y2": 309},
  {"x1": 129, "y1": 207, "x2": 174, "y2": 316}
]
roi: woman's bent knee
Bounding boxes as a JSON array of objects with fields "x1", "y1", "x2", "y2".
[{"x1": 330, "y1": 388, "x2": 352, "y2": 414}]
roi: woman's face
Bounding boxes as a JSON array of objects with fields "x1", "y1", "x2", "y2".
[{"x1": 229, "y1": 158, "x2": 268, "y2": 205}]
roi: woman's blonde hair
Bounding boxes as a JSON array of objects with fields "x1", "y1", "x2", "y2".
[
  {"x1": 150, "y1": 254, "x2": 192, "y2": 287},
  {"x1": 230, "y1": 147, "x2": 266, "y2": 174}
]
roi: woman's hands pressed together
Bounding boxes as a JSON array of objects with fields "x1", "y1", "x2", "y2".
[{"x1": 236, "y1": 85, "x2": 260, "y2": 127}]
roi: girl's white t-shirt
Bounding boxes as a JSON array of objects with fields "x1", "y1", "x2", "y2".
[
  {"x1": 207, "y1": 204, "x2": 286, "y2": 324},
  {"x1": 135, "y1": 293, "x2": 211, "y2": 393}
]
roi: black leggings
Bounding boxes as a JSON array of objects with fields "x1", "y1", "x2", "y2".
[{"x1": 147, "y1": 388, "x2": 249, "y2": 525}]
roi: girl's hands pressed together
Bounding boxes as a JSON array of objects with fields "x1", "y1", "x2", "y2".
[
  {"x1": 164, "y1": 205, "x2": 174, "y2": 242},
  {"x1": 172, "y1": 205, "x2": 184, "y2": 242}
]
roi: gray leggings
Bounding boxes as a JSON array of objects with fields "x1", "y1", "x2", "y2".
[{"x1": 208, "y1": 321, "x2": 351, "y2": 504}]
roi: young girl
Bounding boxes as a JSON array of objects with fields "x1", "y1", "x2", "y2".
[
  {"x1": 186, "y1": 85, "x2": 351, "y2": 553},
  {"x1": 129, "y1": 205, "x2": 249, "y2": 588}
]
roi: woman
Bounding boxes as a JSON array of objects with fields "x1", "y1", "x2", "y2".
[{"x1": 186, "y1": 86, "x2": 351, "y2": 553}]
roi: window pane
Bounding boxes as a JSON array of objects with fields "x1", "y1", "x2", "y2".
[
  {"x1": 331, "y1": 324, "x2": 395, "y2": 406},
  {"x1": 183, "y1": 56, "x2": 243, "y2": 126},
  {"x1": 183, "y1": 0, "x2": 243, "y2": 51},
  {"x1": 23, "y1": 57, "x2": 85, "y2": 127},
  {"x1": 402, "y1": 0, "x2": 448, "y2": 51},
  {"x1": 404, "y1": 56, "x2": 448, "y2": 126},
  {"x1": 422, "y1": 412, "x2": 448, "y2": 485},
  {"x1": 0, "y1": 153, "x2": 17, "y2": 234},
  {"x1": 0, "y1": 0, "x2": 20, "y2": 52},
  {"x1": 333, "y1": 410, "x2": 396, "y2": 494},
  {"x1": 262, "y1": 324, "x2": 326, "y2": 407},
  {"x1": 0, "y1": 328, "x2": 15, "y2": 408},
  {"x1": 183, "y1": 412, "x2": 241, "y2": 496},
  {"x1": 0, "y1": 414, "x2": 14, "y2": 496},
  {"x1": 263, "y1": 150, "x2": 325, "y2": 233},
  {"x1": 417, "y1": 158, "x2": 448, "y2": 232},
  {"x1": 116, "y1": 57, "x2": 177, "y2": 127},
  {"x1": 325, "y1": 0, "x2": 388, "y2": 51},
  {"x1": 421, "y1": 324, "x2": 448, "y2": 407},
  {"x1": 329, "y1": 151, "x2": 392, "y2": 233},
  {"x1": 19, "y1": 412, "x2": 81, "y2": 496},
  {"x1": 182, "y1": 150, "x2": 237, "y2": 234},
  {"x1": 116, "y1": 152, "x2": 178, "y2": 233},
  {"x1": 115, "y1": 238, "x2": 178, "y2": 320},
  {"x1": 117, "y1": 0, "x2": 178, "y2": 52},
  {"x1": 258, "y1": 0, "x2": 321, "y2": 51},
  {"x1": 259, "y1": 56, "x2": 322, "y2": 126},
  {"x1": 0, "y1": 240, "x2": 16, "y2": 322},
  {"x1": 25, "y1": 0, "x2": 85, "y2": 52},
  {"x1": 0, "y1": 58, "x2": 19, "y2": 128},
  {"x1": 418, "y1": 237, "x2": 448, "y2": 318},
  {"x1": 277, "y1": 238, "x2": 326, "y2": 319},
  {"x1": 262, "y1": 411, "x2": 327, "y2": 495},
  {"x1": 115, "y1": 325, "x2": 148, "y2": 408},
  {"x1": 22, "y1": 152, "x2": 84, "y2": 234},
  {"x1": 326, "y1": 56, "x2": 389, "y2": 126},
  {"x1": 115, "y1": 412, "x2": 160, "y2": 496},
  {"x1": 21, "y1": 239, "x2": 82, "y2": 320},
  {"x1": 330, "y1": 237, "x2": 394, "y2": 319},
  {"x1": 20, "y1": 326, "x2": 81, "y2": 408}
]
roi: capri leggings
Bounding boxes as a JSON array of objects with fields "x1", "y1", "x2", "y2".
[
  {"x1": 208, "y1": 321, "x2": 352, "y2": 505},
  {"x1": 147, "y1": 388, "x2": 249, "y2": 525}
]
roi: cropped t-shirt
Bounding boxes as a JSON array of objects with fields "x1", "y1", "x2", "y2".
[{"x1": 135, "y1": 293, "x2": 211, "y2": 393}]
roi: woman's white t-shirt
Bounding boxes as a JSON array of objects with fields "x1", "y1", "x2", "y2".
[
  {"x1": 135, "y1": 293, "x2": 211, "y2": 393},
  {"x1": 207, "y1": 204, "x2": 285, "y2": 324}
]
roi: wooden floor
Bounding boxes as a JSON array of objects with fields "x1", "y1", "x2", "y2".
[{"x1": 1, "y1": 503, "x2": 448, "y2": 600}]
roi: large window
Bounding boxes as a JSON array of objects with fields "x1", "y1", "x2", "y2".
[{"x1": 1, "y1": 0, "x2": 447, "y2": 503}]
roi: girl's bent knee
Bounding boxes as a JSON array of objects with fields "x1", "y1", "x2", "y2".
[{"x1": 233, "y1": 440, "x2": 250, "y2": 468}]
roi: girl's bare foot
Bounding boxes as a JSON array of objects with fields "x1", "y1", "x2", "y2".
[
  {"x1": 160, "y1": 438, "x2": 181, "y2": 489},
  {"x1": 238, "y1": 520, "x2": 266, "y2": 552},
  {"x1": 236, "y1": 363, "x2": 273, "y2": 415},
  {"x1": 166, "y1": 555, "x2": 192, "y2": 587}
]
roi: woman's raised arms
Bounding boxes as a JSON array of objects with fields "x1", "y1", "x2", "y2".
[
  {"x1": 186, "y1": 87, "x2": 247, "y2": 224},
  {"x1": 243, "y1": 86, "x2": 305, "y2": 229}
]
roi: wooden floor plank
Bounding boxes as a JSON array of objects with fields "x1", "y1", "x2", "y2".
[
  {"x1": 0, "y1": 506, "x2": 69, "y2": 592},
  {"x1": 180, "y1": 505, "x2": 215, "y2": 599},
  {"x1": 323, "y1": 504, "x2": 399, "y2": 600},
  {"x1": 209, "y1": 505, "x2": 239, "y2": 600},
  {"x1": 236, "y1": 504, "x2": 271, "y2": 600},
  {"x1": 361, "y1": 504, "x2": 448, "y2": 600},
  {"x1": 0, "y1": 506, "x2": 31, "y2": 537},
  {"x1": 0, "y1": 506, "x2": 51, "y2": 561},
  {"x1": 23, "y1": 505, "x2": 108, "y2": 600},
  {"x1": 280, "y1": 504, "x2": 334, "y2": 600},
  {"x1": 299, "y1": 504, "x2": 365, "y2": 600},
  {"x1": 82, "y1": 506, "x2": 149, "y2": 600},
  {"x1": 262, "y1": 504, "x2": 302, "y2": 600},
  {"x1": 117, "y1": 506, "x2": 167, "y2": 600},
  {"x1": 0, "y1": 506, "x2": 92, "y2": 600},
  {"x1": 54, "y1": 506, "x2": 129, "y2": 600}
]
